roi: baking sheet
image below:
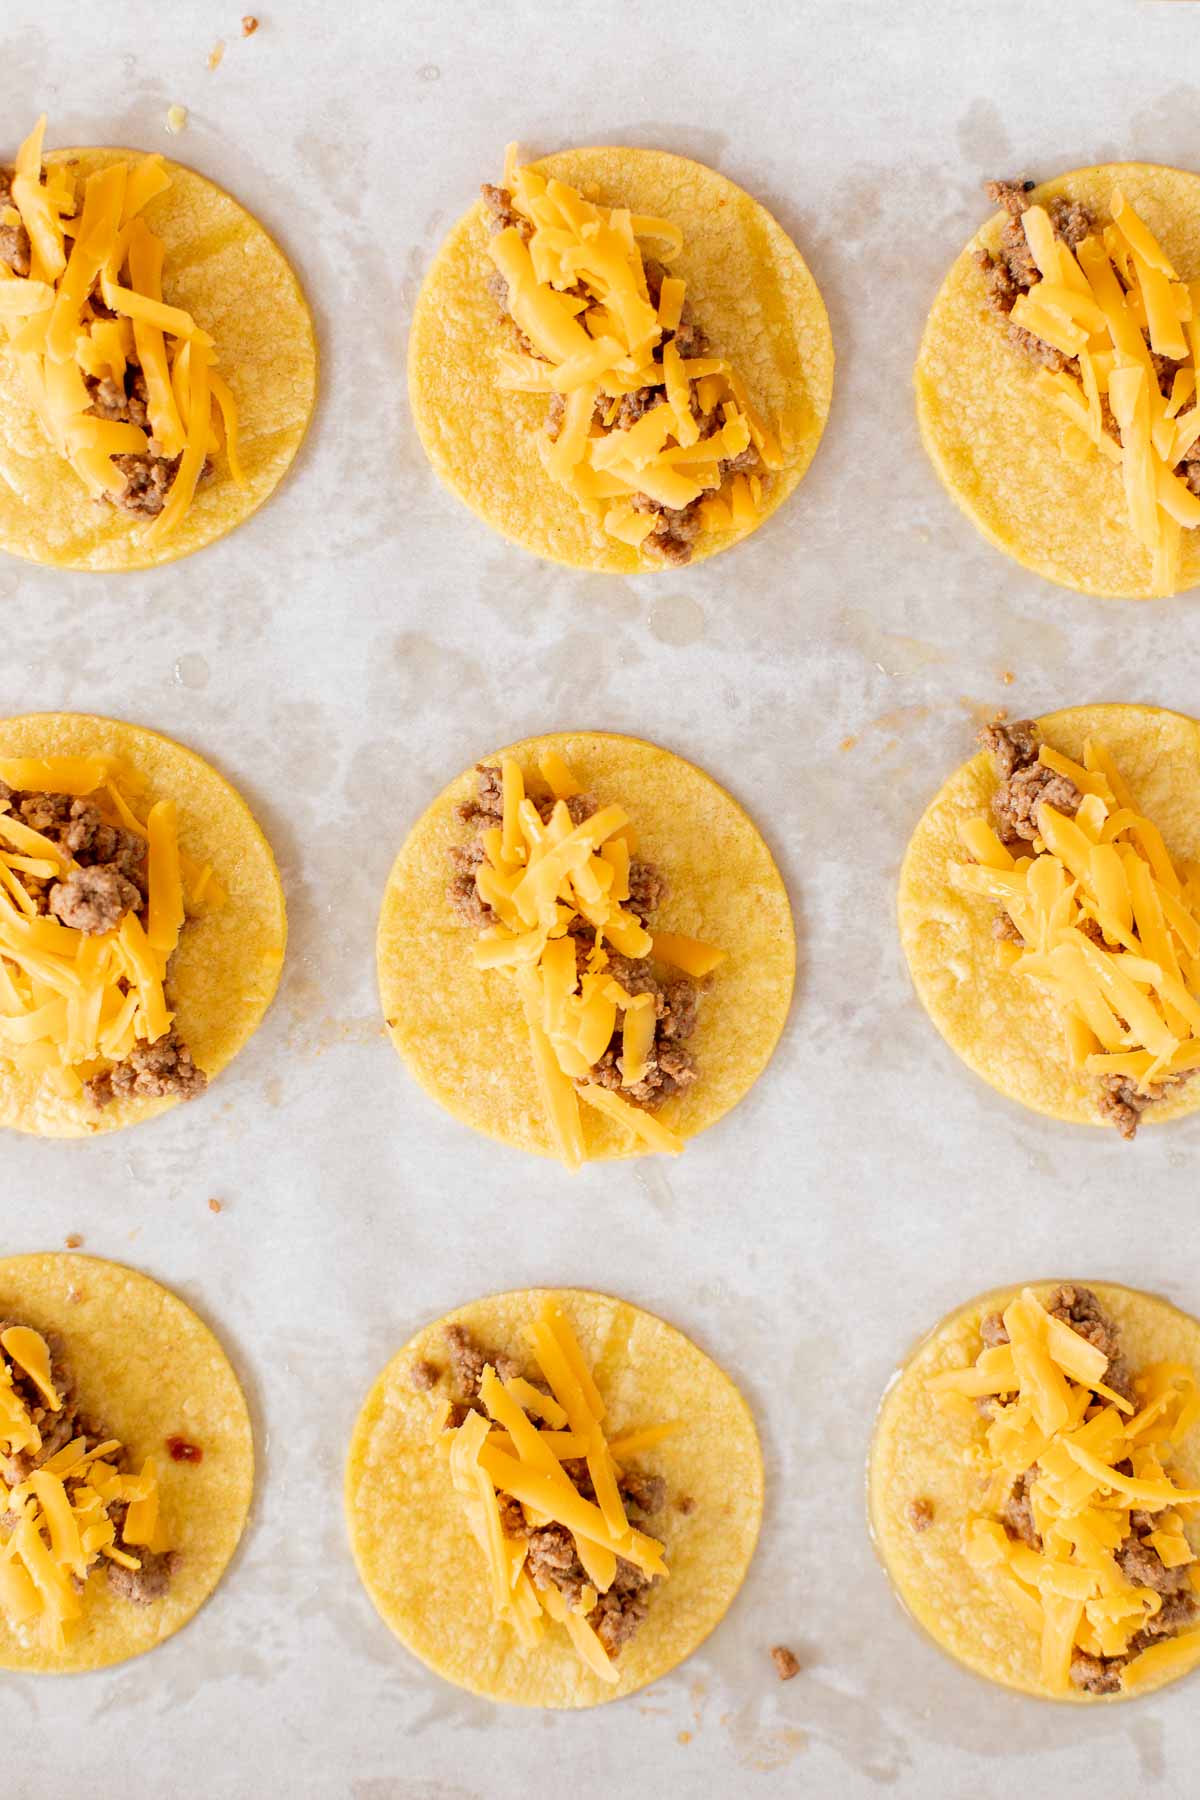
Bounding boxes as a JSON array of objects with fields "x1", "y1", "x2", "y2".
[{"x1": 3, "y1": 2, "x2": 1200, "y2": 1794}]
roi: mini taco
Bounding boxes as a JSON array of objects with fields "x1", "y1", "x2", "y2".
[
  {"x1": 916, "y1": 166, "x2": 1200, "y2": 597},
  {"x1": 376, "y1": 732, "x2": 794, "y2": 1167},
  {"x1": 898, "y1": 703, "x2": 1200, "y2": 1137},
  {"x1": 0, "y1": 712, "x2": 286, "y2": 1136},
  {"x1": 409, "y1": 144, "x2": 833, "y2": 572},
  {"x1": 345, "y1": 1287, "x2": 763, "y2": 1707},
  {"x1": 870, "y1": 1280, "x2": 1200, "y2": 1702},
  {"x1": 0, "y1": 115, "x2": 316, "y2": 571},
  {"x1": 0, "y1": 1251, "x2": 252, "y2": 1673}
]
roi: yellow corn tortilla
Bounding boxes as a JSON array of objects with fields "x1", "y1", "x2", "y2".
[
  {"x1": 0, "y1": 711, "x2": 286, "y2": 1137},
  {"x1": 376, "y1": 730, "x2": 795, "y2": 1160},
  {"x1": 0, "y1": 146, "x2": 317, "y2": 572},
  {"x1": 916, "y1": 163, "x2": 1200, "y2": 599},
  {"x1": 869, "y1": 1279, "x2": 1200, "y2": 1703},
  {"x1": 898, "y1": 702, "x2": 1200, "y2": 1128},
  {"x1": 346, "y1": 1286, "x2": 763, "y2": 1708},
  {"x1": 0, "y1": 1251, "x2": 252, "y2": 1673},
  {"x1": 408, "y1": 145, "x2": 834, "y2": 573}
]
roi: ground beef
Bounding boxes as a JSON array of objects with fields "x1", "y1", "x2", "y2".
[
  {"x1": 1002, "y1": 1468, "x2": 1042, "y2": 1550},
  {"x1": 588, "y1": 1556, "x2": 652, "y2": 1655},
  {"x1": 1045, "y1": 1284, "x2": 1121, "y2": 1363},
  {"x1": 992, "y1": 912, "x2": 1024, "y2": 944},
  {"x1": 85, "y1": 365, "x2": 151, "y2": 431},
  {"x1": 1117, "y1": 1532, "x2": 1195, "y2": 1597},
  {"x1": 545, "y1": 390, "x2": 566, "y2": 441},
  {"x1": 770, "y1": 1644, "x2": 801, "y2": 1681},
  {"x1": 105, "y1": 1506, "x2": 180, "y2": 1603},
  {"x1": 525, "y1": 1523, "x2": 588, "y2": 1609},
  {"x1": 48, "y1": 863, "x2": 141, "y2": 935},
  {"x1": 626, "y1": 859, "x2": 668, "y2": 917},
  {"x1": 497, "y1": 1493, "x2": 527, "y2": 1539},
  {"x1": 616, "y1": 386, "x2": 663, "y2": 431},
  {"x1": 455, "y1": 764, "x2": 504, "y2": 825},
  {"x1": 480, "y1": 183, "x2": 531, "y2": 242},
  {"x1": 1098, "y1": 1070, "x2": 1195, "y2": 1142},
  {"x1": 0, "y1": 170, "x2": 31, "y2": 279},
  {"x1": 535, "y1": 791, "x2": 597, "y2": 828},
  {"x1": 1070, "y1": 1651, "x2": 1124, "y2": 1695},
  {"x1": 638, "y1": 497, "x2": 705, "y2": 566},
  {"x1": 443, "y1": 1323, "x2": 519, "y2": 1404},
  {"x1": 978, "y1": 719, "x2": 1040, "y2": 779},
  {"x1": 85, "y1": 1031, "x2": 207, "y2": 1109},
  {"x1": 410, "y1": 1358, "x2": 440, "y2": 1391},
  {"x1": 976, "y1": 180, "x2": 1094, "y2": 369},
  {"x1": 993, "y1": 759, "x2": 1081, "y2": 844},
  {"x1": 446, "y1": 872, "x2": 492, "y2": 926},
  {"x1": 979, "y1": 1311, "x2": 1010, "y2": 1349},
  {"x1": 0, "y1": 1320, "x2": 78, "y2": 1486},
  {"x1": 906, "y1": 1497, "x2": 934, "y2": 1532},
  {"x1": 109, "y1": 451, "x2": 180, "y2": 518},
  {"x1": 12, "y1": 793, "x2": 144, "y2": 883},
  {"x1": 619, "y1": 1469, "x2": 667, "y2": 1516}
]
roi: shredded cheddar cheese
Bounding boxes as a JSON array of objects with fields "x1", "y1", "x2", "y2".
[
  {"x1": 0, "y1": 115, "x2": 244, "y2": 539},
  {"x1": 928, "y1": 1289, "x2": 1200, "y2": 1694},
  {"x1": 951, "y1": 737, "x2": 1200, "y2": 1107},
  {"x1": 435, "y1": 1299, "x2": 674, "y2": 1682},
  {"x1": 0, "y1": 753, "x2": 224, "y2": 1098},
  {"x1": 487, "y1": 146, "x2": 783, "y2": 557},
  {"x1": 462, "y1": 752, "x2": 726, "y2": 1168},
  {"x1": 0, "y1": 1325, "x2": 167, "y2": 1650},
  {"x1": 1014, "y1": 191, "x2": 1200, "y2": 595}
]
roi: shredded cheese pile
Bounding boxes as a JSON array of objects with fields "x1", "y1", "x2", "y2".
[
  {"x1": 488, "y1": 145, "x2": 784, "y2": 553},
  {"x1": 951, "y1": 738, "x2": 1200, "y2": 1098},
  {"x1": 0, "y1": 115, "x2": 243, "y2": 540},
  {"x1": 463, "y1": 750, "x2": 725, "y2": 1168},
  {"x1": 434, "y1": 1299, "x2": 678, "y2": 1683},
  {"x1": 1010, "y1": 189, "x2": 1200, "y2": 594},
  {"x1": 929, "y1": 1289, "x2": 1200, "y2": 1694},
  {"x1": 0, "y1": 1325, "x2": 166, "y2": 1650},
  {"x1": 0, "y1": 753, "x2": 224, "y2": 1098}
]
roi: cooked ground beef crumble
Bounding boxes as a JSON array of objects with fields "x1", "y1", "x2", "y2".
[
  {"x1": 447, "y1": 765, "x2": 703, "y2": 1110},
  {"x1": 0, "y1": 1317, "x2": 180, "y2": 1604},
  {"x1": 480, "y1": 184, "x2": 762, "y2": 566},
  {"x1": 0, "y1": 782, "x2": 205, "y2": 1109},
  {"x1": 974, "y1": 177, "x2": 1200, "y2": 494},
  {"x1": 428, "y1": 1322, "x2": 668, "y2": 1659},
  {"x1": 980, "y1": 1287, "x2": 1198, "y2": 1694},
  {"x1": 975, "y1": 722, "x2": 1192, "y2": 1138}
]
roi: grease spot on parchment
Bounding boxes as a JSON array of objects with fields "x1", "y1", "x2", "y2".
[
  {"x1": 173, "y1": 652, "x2": 210, "y2": 690},
  {"x1": 649, "y1": 593, "x2": 705, "y2": 647},
  {"x1": 955, "y1": 99, "x2": 1013, "y2": 170}
]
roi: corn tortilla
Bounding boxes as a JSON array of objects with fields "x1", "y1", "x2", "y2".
[
  {"x1": 916, "y1": 163, "x2": 1200, "y2": 599},
  {"x1": 897, "y1": 703, "x2": 1200, "y2": 1128},
  {"x1": 345, "y1": 1286, "x2": 763, "y2": 1707},
  {"x1": 376, "y1": 731, "x2": 795, "y2": 1160},
  {"x1": 409, "y1": 146, "x2": 834, "y2": 573},
  {"x1": 0, "y1": 146, "x2": 317, "y2": 572},
  {"x1": 0, "y1": 1252, "x2": 253, "y2": 1673},
  {"x1": 869, "y1": 1280, "x2": 1200, "y2": 1703},
  {"x1": 0, "y1": 711, "x2": 286, "y2": 1137}
]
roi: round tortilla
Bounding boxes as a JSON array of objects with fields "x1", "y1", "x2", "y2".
[
  {"x1": 345, "y1": 1286, "x2": 763, "y2": 1708},
  {"x1": 0, "y1": 1252, "x2": 253, "y2": 1673},
  {"x1": 376, "y1": 731, "x2": 795, "y2": 1160},
  {"x1": 897, "y1": 702, "x2": 1200, "y2": 1128},
  {"x1": 915, "y1": 163, "x2": 1200, "y2": 599},
  {"x1": 408, "y1": 146, "x2": 834, "y2": 573},
  {"x1": 0, "y1": 146, "x2": 317, "y2": 572},
  {"x1": 869, "y1": 1279, "x2": 1200, "y2": 1703},
  {"x1": 0, "y1": 712, "x2": 286, "y2": 1137}
]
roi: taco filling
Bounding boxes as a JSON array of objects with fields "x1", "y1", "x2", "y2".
[
  {"x1": 414, "y1": 1299, "x2": 677, "y2": 1681},
  {"x1": 972, "y1": 177, "x2": 1200, "y2": 595},
  {"x1": 927, "y1": 1285, "x2": 1200, "y2": 1697},
  {"x1": 951, "y1": 719, "x2": 1200, "y2": 1138},
  {"x1": 0, "y1": 1319, "x2": 177, "y2": 1649},
  {"x1": 0, "y1": 751, "x2": 224, "y2": 1109},
  {"x1": 0, "y1": 116, "x2": 243, "y2": 538},
  {"x1": 446, "y1": 751, "x2": 725, "y2": 1167},
  {"x1": 478, "y1": 147, "x2": 785, "y2": 565}
]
